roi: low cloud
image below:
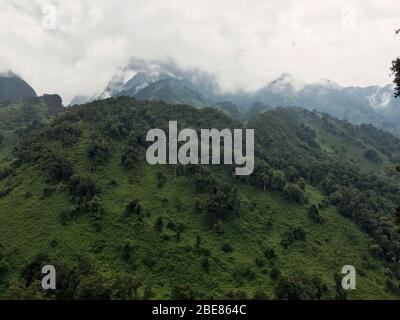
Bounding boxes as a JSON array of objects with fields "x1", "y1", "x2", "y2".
[{"x1": 1, "y1": 0, "x2": 399, "y2": 103}]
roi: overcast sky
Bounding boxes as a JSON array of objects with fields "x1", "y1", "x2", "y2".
[{"x1": 1, "y1": 0, "x2": 400, "y2": 103}]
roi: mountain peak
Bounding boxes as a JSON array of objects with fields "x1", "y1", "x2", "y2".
[
  {"x1": 268, "y1": 73, "x2": 305, "y2": 92},
  {"x1": 313, "y1": 78, "x2": 342, "y2": 90},
  {"x1": 0, "y1": 70, "x2": 37, "y2": 103}
]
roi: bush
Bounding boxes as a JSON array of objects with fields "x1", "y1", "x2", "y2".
[
  {"x1": 281, "y1": 226, "x2": 307, "y2": 248},
  {"x1": 120, "y1": 239, "x2": 134, "y2": 262},
  {"x1": 284, "y1": 184, "x2": 306, "y2": 204},
  {"x1": 46, "y1": 156, "x2": 73, "y2": 183},
  {"x1": 364, "y1": 149, "x2": 382, "y2": 163},
  {"x1": 124, "y1": 199, "x2": 142, "y2": 218},
  {"x1": 154, "y1": 216, "x2": 163, "y2": 232},
  {"x1": 222, "y1": 243, "x2": 233, "y2": 253},
  {"x1": 264, "y1": 248, "x2": 277, "y2": 260},
  {"x1": 87, "y1": 138, "x2": 110, "y2": 166},
  {"x1": 157, "y1": 171, "x2": 167, "y2": 188},
  {"x1": 308, "y1": 204, "x2": 324, "y2": 224},
  {"x1": 75, "y1": 274, "x2": 111, "y2": 300},
  {"x1": 275, "y1": 274, "x2": 327, "y2": 300},
  {"x1": 171, "y1": 284, "x2": 194, "y2": 300},
  {"x1": 202, "y1": 257, "x2": 210, "y2": 272}
]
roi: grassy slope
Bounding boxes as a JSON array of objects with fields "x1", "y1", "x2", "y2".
[{"x1": 0, "y1": 137, "x2": 394, "y2": 299}]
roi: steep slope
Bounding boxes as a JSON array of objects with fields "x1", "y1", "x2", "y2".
[
  {"x1": 0, "y1": 94, "x2": 64, "y2": 165},
  {"x1": 99, "y1": 58, "x2": 220, "y2": 101},
  {"x1": 0, "y1": 71, "x2": 37, "y2": 104},
  {"x1": 0, "y1": 97, "x2": 399, "y2": 299},
  {"x1": 251, "y1": 75, "x2": 400, "y2": 136},
  {"x1": 134, "y1": 78, "x2": 208, "y2": 107}
]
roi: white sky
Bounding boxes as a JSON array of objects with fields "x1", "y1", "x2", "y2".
[{"x1": 1, "y1": 0, "x2": 400, "y2": 103}]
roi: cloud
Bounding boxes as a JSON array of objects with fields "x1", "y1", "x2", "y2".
[{"x1": 1, "y1": 0, "x2": 399, "y2": 103}]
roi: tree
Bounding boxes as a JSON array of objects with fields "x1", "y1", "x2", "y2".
[
  {"x1": 308, "y1": 204, "x2": 324, "y2": 224},
  {"x1": 120, "y1": 239, "x2": 133, "y2": 262},
  {"x1": 154, "y1": 216, "x2": 163, "y2": 232},
  {"x1": 202, "y1": 257, "x2": 210, "y2": 272},
  {"x1": 284, "y1": 184, "x2": 306, "y2": 204},
  {"x1": 271, "y1": 170, "x2": 286, "y2": 191},
  {"x1": 392, "y1": 50, "x2": 400, "y2": 98}
]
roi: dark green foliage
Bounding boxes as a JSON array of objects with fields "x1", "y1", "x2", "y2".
[
  {"x1": 202, "y1": 185, "x2": 240, "y2": 228},
  {"x1": 21, "y1": 253, "x2": 50, "y2": 286},
  {"x1": 194, "y1": 166, "x2": 216, "y2": 193},
  {"x1": 0, "y1": 244, "x2": 9, "y2": 280},
  {"x1": 202, "y1": 257, "x2": 210, "y2": 272},
  {"x1": 87, "y1": 137, "x2": 110, "y2": 166},
  {"x1": 120, "y1": 239, "x2": 134, "y2": 262},
  {"x1": 271, "y1": 170, "x2": 286, "y2": 191},
  {"x1": 222, "y1": 243, "x2": 233, "y2": 253},
  {"x1": 364, "y1": 149, "x2": 382, "y2": 164},
  {"x1": 68, "y1": 175, "x2": 98, "y2": 202},
  {"x1": 45, "y1": 156, "x2": 73, "y2": 183},
  {"x1": 123, "y1": 199, "x2": 142, "y2": 218},
  {"x1": 264, "y1": 248, "x2": 277, "y2": 260},
  {"x1": 270, "y1": 267, "x2": 282, "y2": 281},
  {"x1": 391, "y1": 57, "x2": 400, "y2": 98},
  {"x1": 75, "y1": 274, "x2": 111, "y2": 300},
  {"x1": 284, "y1": 184, "x2": 306, "y2": 204},
  {"x1": 281, "y1": 226, "x2": 307, "y2": 248},
  {"x1": 171, "y1": 284, "x2": 194, "y2": 300},
  {"x1": 157, "y1": 171, "x2": 167, "y2": 188},
  {"x1": 275, "y1": 273, "x2": 327, "y2": 300},
  {"x1": 154, "y1": 216, "x2": 163, "y2": 232},
  {"x1": 308, "y1": 204, "x2": 324, "y2": 224}
]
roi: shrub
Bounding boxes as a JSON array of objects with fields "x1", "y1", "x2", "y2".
[
  {"x1": 222, "y1": 243, "x2": 233, "y2": 253},
  {"x1": 46, "y1": 156, "x2": 73, "y2": 183},
  {"x1": 171, "y1": 284, "x2": 194, "y2": 300},
  {"x1": 157, "y1": 171, "x2": 167, "y2": 188},
  {"x1": 281, "y1": 226, "x2": 307, "y2": 248},
  {"x1": 284, "y1": 184, "x2": 306, "y2": 204},
  {"x1": 124, "y1": 199, "x2": 142, "y2": 218},
  {"x1": 120, "y1": 239, "x2": 133, "y2": 262},
  {"x1": 202, "y1": 257, "x2": 210, "y2": 272},
  {"x1": 154, "y1": 216, "x2": 163, "y2": 232},
  {"x1": 264, "y1": 248, "x2": 277, "y2": 260},
  {"x1": 87, "y1": 138, "x2": 110, "y2": 166},
  {"x1": 308, "y1": 204, "x2": 324, "y2": 224}
]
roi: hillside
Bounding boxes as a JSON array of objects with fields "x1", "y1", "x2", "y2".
[
  {"x1": 0, "y1": 94, "x2": 64, "y2": 167},
  {"x1": 0, "y1": 97, "x2": 399, "y2": 299}
]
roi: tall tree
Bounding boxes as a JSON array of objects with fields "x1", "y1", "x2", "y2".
[{"x1": 392, "y1": 29, "x2": 400, "y2": 98}]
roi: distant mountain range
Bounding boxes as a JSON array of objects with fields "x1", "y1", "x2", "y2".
[
  {"x1": 70, "y1": 58, "x2": 400, "y2": 136},
  {"x1": 0, "y1": 71, "x2": 37, "y2": 104},
  {"x1": 3, "y1": 59, "x2": 399, "y2": 136}
]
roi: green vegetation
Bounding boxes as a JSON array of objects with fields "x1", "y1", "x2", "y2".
[{"x1": 0, "y1": 97, "x2": 399, "y2": 299}]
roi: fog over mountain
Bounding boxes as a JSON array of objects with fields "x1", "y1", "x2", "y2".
[{"x1": 70, "y1": 58, "x2": 400, "y2": 136}]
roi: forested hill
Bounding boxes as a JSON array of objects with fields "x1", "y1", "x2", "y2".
[{"x1": 0, "y1": 97, "x2": 399, "y2": 299}]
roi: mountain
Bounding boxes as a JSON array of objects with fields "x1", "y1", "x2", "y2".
[
  {"x1": 91, "y1": 59, "x2": 400, "y2": 136},
  {"x1": 98, "y1": 58, "x2": 220, "y2": 104},
  {"x1": 69, "y1": 95, "x2": 92, "y2": 106},
  {"x1": 134, "y1": 78, "x2": 208, "y2": 107},
  {"x1": 251, "y1": 74, "x2": 400, "y2": 136},
  {"x1": 0, "y1": 71, "x2": 37, "y2": 104},
  {"x1": 0, "y1": 96, "x2": 399, "y2": 299}
]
